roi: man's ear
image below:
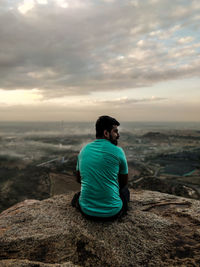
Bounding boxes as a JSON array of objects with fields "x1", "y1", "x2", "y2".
[{"x1": 103, "y1": 130, "x2": 110, "y2": 139}]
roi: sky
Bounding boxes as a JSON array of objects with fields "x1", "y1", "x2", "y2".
[{"x1": 0, "y1": 0, "x2": 200, "y2": 122}]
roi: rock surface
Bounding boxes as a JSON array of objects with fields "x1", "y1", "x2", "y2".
[
  {"x1": 0, "y1": 190, "x2": 200, "y2": 266},
  {"x1": 0, "y1": 165, "x2": 50, "y2": 213},
  {"x1": 130, "y1": 175, "x2": 200, "y2": 200},
  {"x1": 0, "y1": 259, "x2": 78, "y2": 267}
]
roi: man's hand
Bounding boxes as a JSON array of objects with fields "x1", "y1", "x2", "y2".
[
  {"x1": 118, "y1": 173, "x2": 128, "y2": 189},
  {"x1": 76, "y1": 170, "x2": 81, "y2": 184}
]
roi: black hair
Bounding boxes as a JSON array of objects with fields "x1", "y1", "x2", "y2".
[{"x1": 95, "y1": 115, "x2": 120, "y2": 138}]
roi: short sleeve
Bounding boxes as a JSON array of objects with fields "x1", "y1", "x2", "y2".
[
  {"x1": 118, "y1": 148, "x2": 128, "y2": 174},
  {"x1": 76, "y1": 155, "x2": 80, "y2": 171}
]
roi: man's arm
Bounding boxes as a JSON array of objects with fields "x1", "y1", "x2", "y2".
[
  {"x1": 76, "y1": 170, "x2": 81, "y2": 184},
  {"x1": 118, "y1": 173, "x2": 128, "y2": 189}
]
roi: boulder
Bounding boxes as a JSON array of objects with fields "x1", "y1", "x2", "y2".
[{"x1": 0, "y1": 190, "x2": 200, "y2": 266}]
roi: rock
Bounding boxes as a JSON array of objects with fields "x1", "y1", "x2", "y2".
[
  {"x1": 0, "y1": 190, "x2": 200, "y2": 266},
  {"x1": 0, "y1": 259, "x2": 78, "y2": 267},
  {"x1": 130, "y1": 176, "x2": 200, "y2": 200},
  {"x1": 0, "y1": 165, "x2": 50, "y2": 213},
  {"x1": 142, "y1": 132, "x2": 168, "y2": 141}
]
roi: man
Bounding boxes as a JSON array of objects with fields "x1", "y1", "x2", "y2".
[{"x1": 72, "y1": 115, "x2": 130, "y2": 221}]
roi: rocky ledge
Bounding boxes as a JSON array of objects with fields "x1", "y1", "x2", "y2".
[{"x1": 0, "y1": 190, "x2": 200, "y2": 267}]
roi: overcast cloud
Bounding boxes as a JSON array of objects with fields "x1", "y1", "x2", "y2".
[
  {"x1": 0, "y1": 0, "x2": 200, "y2": 122},
  {"x1": 0, "y1": 0, "x2": 200, "y2": 99}
]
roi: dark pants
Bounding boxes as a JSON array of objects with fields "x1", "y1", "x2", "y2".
[{"x1": 71, "y1": 185, "x2": 130, "y2": 221}]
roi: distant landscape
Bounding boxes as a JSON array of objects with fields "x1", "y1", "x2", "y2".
[{"x1": 0, "y1": 121, "x2": 200, "y2": 213}]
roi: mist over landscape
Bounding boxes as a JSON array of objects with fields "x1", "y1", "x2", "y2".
[{"x1": 1, "y1": 120, "x2": 200, "y2": 213}]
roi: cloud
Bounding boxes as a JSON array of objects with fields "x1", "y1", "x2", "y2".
[
  {"x1": 94, "y1": 97, "x2": 168, "y2": 107},
  {"x1": 178, "y1": 36, "x2": 194, "y2": 44},
  {"x1": 0, "y1": 98, "x2": 199, "y2": 122},
  {"x1": 0, "y1": 0, "x2": 199, "y2": 99},
  {"x1": 18, "y1": 0, "x2": 35, "y2": 14}
]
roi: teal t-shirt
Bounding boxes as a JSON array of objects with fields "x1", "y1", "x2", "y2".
[{"x1": 76, "y1": 139, "x2": 128, "y2": 217}]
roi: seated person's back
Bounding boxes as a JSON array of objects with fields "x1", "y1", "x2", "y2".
[
  {"x1": 74, "y1": 115, "x2": 129, "y2": 220},
  {"x1": 77, "y1": 137, "x2": 128, "y2": 217}
]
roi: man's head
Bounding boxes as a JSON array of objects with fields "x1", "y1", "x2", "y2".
[{"x1": 95, "y1": 115, "x2": 120, "y2": 145}]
